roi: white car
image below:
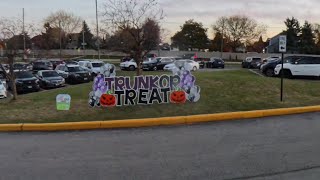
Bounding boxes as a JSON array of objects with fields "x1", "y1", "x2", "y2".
[
  {"x1": 163, "y1": 63, "x2": 176, "y2": 71},
  {"x1": 0, "y1": 81, "x2": 7, "y2": 99},
  {"x1": 120, "y1": 59, "x2": 137, "y2": 71},
  {"x1": 164, "y1": 60, "x2": 200, "y2": 71},
  {"x1": 78, "y1": 60, "x2": 105, "y2": 76},
  {"x1": 274, "y1": 56, "x2": 320, "y2": 78}
]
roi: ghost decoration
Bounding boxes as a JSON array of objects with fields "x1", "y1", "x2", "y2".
[
  {"x1": 170, "y1": 60, "x2": 201, "y2": 103},
  {"x1": 89, "y1": 63, "x2": 117, "y2": 107},
  {"x1": 100, "y1": 63, "x2": 116, "y2": 77}
]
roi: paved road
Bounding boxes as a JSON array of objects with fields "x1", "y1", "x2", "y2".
[{"x1": 1, "y1": 113, "x2": 320, "y2": 180}]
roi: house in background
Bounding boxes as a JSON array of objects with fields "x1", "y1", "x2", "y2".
[{"x1": 266, "y1": 34, "x2": 281, "y2": 53}]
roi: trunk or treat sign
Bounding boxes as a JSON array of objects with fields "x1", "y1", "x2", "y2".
[
  {"x1": 88, "y1": 61, "x2": 200, "y2": 107},
  {"x1": 56, "y1": 94, "x2": 71, "y2": 110}
]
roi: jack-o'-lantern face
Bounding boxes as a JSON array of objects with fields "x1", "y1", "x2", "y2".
[
  {"x1": 100, "y1": 94, "x2": 116, "y2": 107},
  {"x1": 170, "y1": 91, "x2": 186, "y2": 103}
]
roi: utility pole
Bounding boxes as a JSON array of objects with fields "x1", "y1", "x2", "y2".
[
  {"x1": 95, "y1": 0, "x2": 100, "y2": 60},
  {"x1": 220, "y1": 20, "x2": 224, "y2": 59},
  {"x1": 23, "y1": 8, "x2": 26, "y2": 60},
  {"x1": 82, "y1": 25, "x2": 86, "y2": 56},
  {"x1": 59, "y1": 21, "x2": 62, "y2": 60}
]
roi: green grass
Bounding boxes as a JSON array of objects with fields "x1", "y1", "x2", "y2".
[{"x1": 1, "y1": 70, "x2": 320, "y2": 124}]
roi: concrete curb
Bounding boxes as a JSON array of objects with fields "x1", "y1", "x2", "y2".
[{"x1": 1, "y1": 105, "x2": 320, "y2": 132}]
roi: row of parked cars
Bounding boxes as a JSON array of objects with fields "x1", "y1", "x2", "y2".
[
  {"x1": 120, "y1": 56, "x2": 225, "y2": 71},
  {"x1": 0, "y1": 58, "x2": 110, "y2": 98},
  {"x1": 242, "y1": 55, "x2": 320, "y2": 78}
]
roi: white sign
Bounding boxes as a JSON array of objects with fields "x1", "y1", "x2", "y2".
[{"x1": 279, "y1": 35, "x2": 287, "y2": 53}]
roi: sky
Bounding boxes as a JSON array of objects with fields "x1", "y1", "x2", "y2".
[{"x1": 1, "y1": 0, "x2": 320, "y2": 42}]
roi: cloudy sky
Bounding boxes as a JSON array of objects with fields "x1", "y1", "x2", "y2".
[{"x1": 1, "y1": 0, "x2": 320, "y2": 42}]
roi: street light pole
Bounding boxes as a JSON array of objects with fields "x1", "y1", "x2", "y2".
[
  {"x1": 22, "y1": 8, "x2": 26, "y2": 60},
  {"x1": 59, "y1": 21, "x2": 62, "y2": 60},
  {"x1": 95, "y1": 0, "x2": 100, "y2": 60},
  {"x1": 220, "y1": 21, "x2": 224, "y2": 59}
]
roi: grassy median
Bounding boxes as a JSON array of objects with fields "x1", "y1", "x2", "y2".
[{"x1": 1, "y1": 70, "x2": 320, "y2": 124}]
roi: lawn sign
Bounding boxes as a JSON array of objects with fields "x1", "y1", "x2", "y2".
[
  {"x1": 88, "y1": 61, "x2": 200, "y2": 107},
  {"x1": 56, "y1": 94, "x2": 71, "y2": 110}
]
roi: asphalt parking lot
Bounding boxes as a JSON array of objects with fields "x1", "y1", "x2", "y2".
[{"x1": 1, "y1": 112, "x2": 320, "y2": 180}]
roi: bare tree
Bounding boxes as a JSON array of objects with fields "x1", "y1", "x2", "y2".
[
  {"x1": 44, "y1": 10, "x2": 82, "y2": 34},
  {"x1": 213, "y1": 15, "x2": 266, "y2": 52},
  {"x1": 0, "y1": 17, "x2": 34, "y2": 100},
  {"x1": 102, "y1": 0, "x2": 164, "y2": 75}
]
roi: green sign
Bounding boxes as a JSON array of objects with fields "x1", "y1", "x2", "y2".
[{"x1": 56, "y1": 94, "x2": 71, "y2": 111}]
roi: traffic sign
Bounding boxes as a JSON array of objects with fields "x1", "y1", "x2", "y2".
[
  {"x1": 81, "y1": 43, "x2": 87, "y2": 46},
  {"x1": 279, "y1": 35, "x2": 287, "y2": 53}
]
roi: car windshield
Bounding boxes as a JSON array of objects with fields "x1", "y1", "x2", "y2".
[
  {"x1": 15, "y1": 71, "x2": 34, "y2": 79},
  {"x1": 68, "y1": 66, "x2": 83, "y2": 72},
  {"x1": 34, "y1": 62, "x2": 45, "y2": 66},
  {"x1": 14, "y1": 64, "x2": 24, "y2": 68},
  {"x1": 92, "y1": 63, "x2": 104, "y2": 67},
  {"x1": 129, "y1": 59, "x2": 135, "y2": 62},
  {"x1": 42, "y1": 71, "x2": 60, "y2": 77}
]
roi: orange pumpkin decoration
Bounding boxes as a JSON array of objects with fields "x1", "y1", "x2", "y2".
[
  {"x1": 170, "y1": 90, "x2": 186, "y2": 103},
  {"x1": 100, "y1": 92, "x2": 116, "y2": 107}
]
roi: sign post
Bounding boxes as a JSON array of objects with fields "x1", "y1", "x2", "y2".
[{"x1": 279, "y1": 35, "x2": 287, "y2": 102}]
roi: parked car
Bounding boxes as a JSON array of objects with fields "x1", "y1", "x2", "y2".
[
  {"x1": 120, "y1": 59, "x2": 137, "y2": 71},
  {"x1": 180, "y1": 53, "x2": 197, "y2": 60},
  {"x1": 164, "y1": 60, "x2": 200, "y2": 71},
  {"x1": 32, "y1": 60, "x2": 53, "y2": 71},
  {"x1": 0, "y1": 70, "x2": 7, "y2": 88},
  {"x1": 121, "y1": 56, "x2": 133, "y2": 62},
  {"x1": 185, "y1": 60, "x2": 200, "y2": 71},
  {"x1": 78, "y1": 60, "x2": 105, "y2": 76},
  {"x1": 49, "y1": 59, "x2": 65, "y2": 69},
  {"x1": 13, "y1": 63, "x2": 32, "y2": 71},
  {"x1": 163, "y1": 63, "x2": 176, "y2": 71},
  {"x1": 242, "y1": 57, "x2": 262, "y2": 68},
  {"x1": 0, "y1": 80, "x2": 7, "y2": 99},
  {"x1": 274, "y1": 56, "x2": 320, "y2": 78},
  {"x1": 10, "y1": 71, "x2": 40, "y2": 94},
  {"x1": 143, "y1": 53, "x2": 157, "y2": 61},
  {"x1": 142, "y1": 57, "x2": 175, "y2": 71},
  {"x1": 258, "y1": 57, "x2": 281, "y2": 70},
  {"x1": 64, "y1": 60, "x2": 79, "y2": 65},
  {"x1": 36, "y1": 70, "x2": 65, "y2": 89},
  {"x1": 206, "y1": 57, "x2": 225, "y2": 68},
  {"x1": 55, "y1": 64, "x2": 91, "y2": 84},
  {"x1": 261, "y1": 56, "x2": 304, "y2": 77}
]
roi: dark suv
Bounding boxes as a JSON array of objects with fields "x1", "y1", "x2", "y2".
[
  {"x1": 55, "y1": 64, "x2": 91, "y2": 84},
  {"x1": 32, "y1": 60, "x2": 53, "y2": 71},
  {"x1": 10, "y1": 71, "x2": 40, "y2": 93},
  {"x1": 261, "y1": 56, "x2": 305, "y2": 77},
  {"x1": 142, "y1": 57, "x2": 174, "y2": 71},
  {"x1": 206, "y1": 58, "x2": 225, "y2": 68}
]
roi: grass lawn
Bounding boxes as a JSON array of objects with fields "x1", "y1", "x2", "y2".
[{"x1": 1, "y1": 70, "x2": 320, "y2": 124}]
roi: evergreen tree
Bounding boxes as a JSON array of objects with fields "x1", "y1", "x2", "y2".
[
  {"x1": 300, "y1": 21, "x2": 315, "y2": 54},
  {"x1": 78, "y1": 21, "x2": 94, "y2": 49},
  {"x1": 284, "y1": 17, "x2": 301, "y2": 53}
]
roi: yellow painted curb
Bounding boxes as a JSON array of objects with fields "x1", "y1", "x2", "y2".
[
  {"x1": 22, "y1": 121, "x2": 101, "y2": 131},
  {"x1": 0, "y1": 124, "x2": 22, "y2": 132},
  {"x1": 1, "y1": 105, "x2": 320, "y2": 132}
]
